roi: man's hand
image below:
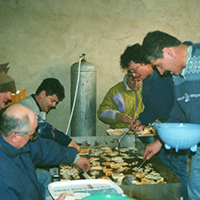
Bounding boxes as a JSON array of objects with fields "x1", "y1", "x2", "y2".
[
  {"x1": 75, "y1": 157, "x2": 91, "y2": 172},
  {"x1": 57, "y1": 193, "x2": 66, "y2": 200},
  {"x1": 130, "y1": 119, "x2": 142, "y2": 132},
  {"x1": 118, "y1": 113, "x2": 133, "y2": 124},
  {"x1": 143, "y1": 139, "x2": 162, "y2": 160},
  {"x1": 68, "y1": 140, "x2": 81, "y2": 152}
]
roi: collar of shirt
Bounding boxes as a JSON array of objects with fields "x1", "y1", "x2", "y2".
[
  {"x1": 180, "y1": 45, "x2": 192, "y2": 79},
  {"x1": 123, "y1": 75, "x2": 142, "y2": 91},
  {"x1": 31, "y1": 94, "x2": 43, "y2": 112}
]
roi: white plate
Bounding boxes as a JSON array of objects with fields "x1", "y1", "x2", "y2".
[
  {"x1": 48, "y1": 179, "x2": 124, "y2": 200},
  {"x1": 106, "y1": 128, "x2": 129, "y2": 136}
]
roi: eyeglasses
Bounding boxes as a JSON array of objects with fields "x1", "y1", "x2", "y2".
[
  {"x1": 127, "y1": 63, "x2": 143, "y2": 76},
  {"x1": 127, "y1": 67, "x2": 139, "y2": 76},
  {"x1": 29, "y1": 126, "x2": 38, "y2": 141},
  {"x1": 29, "y1": 130, "x2": 37, "y2": 141},
  {"x1": 24, "y1": 126, "x2": 38, "y2": 141}
]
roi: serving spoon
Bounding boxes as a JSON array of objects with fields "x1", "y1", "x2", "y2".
[
  {"x1": 118, "y1": 128, "x2": 131, "y2": 154},
  {"x1": 121, "y1": 151, "x2": 151, "y2": 185}
]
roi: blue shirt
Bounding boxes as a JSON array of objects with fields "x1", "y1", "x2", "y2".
[{"x1": 138, "y1": 70, "x2": 174, "y2": 125}]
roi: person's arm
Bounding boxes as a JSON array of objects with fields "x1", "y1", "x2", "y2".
[
  {"x1": 143, "y1": 139, "x2": 163, "y2": 160},
  {"x1": 68, "y1": 140, "x2": 81, "y2": 152},
  {"x1": 138, "y1": 106, "x2": 157, "y2": 126},
  {"x1": 97, "y1": 90, "x2": 121, "y2": 125},
  {"x1": 118, "y1": 113, "x2": 135, "y2": 124},
  {"x1": 30, "y1": 135, "x2": 90, "y2": 171},
  {"x1": 37, "y1": 115, "x2": 81, "y2": 151},
  {"x1": 30, "y1": 135, "x2": 77, "y2": 166},
  {"x1": 130, "y1": 119, "x2": 143, "y2": 132},
  {"x1": 98, "y1": 86, "x2": 137, "y2": 126}
]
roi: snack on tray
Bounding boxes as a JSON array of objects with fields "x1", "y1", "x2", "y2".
[
  {"x1": 136, "y1": 126, "x2": 156, "y2": 136},
  {"x1": 79, "y1": 148, "x2": 90, "y2": 154},
  {"x1": 60, "y1": 147, "x2": 166, "y2": 185}
]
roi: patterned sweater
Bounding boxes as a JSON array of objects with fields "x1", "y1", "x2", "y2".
[{"x1": 168, "y1": 42, "x2": 200, "y2": 124}]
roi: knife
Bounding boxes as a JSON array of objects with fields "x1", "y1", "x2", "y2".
[
  {"x1": 83, "y1": 171, "x2": 92, "y2": 179},
  {"x1": 74, "y1": 164, "x2": 92, "y2": 179}
]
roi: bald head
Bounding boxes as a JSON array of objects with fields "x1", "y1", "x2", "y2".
[
  {"x1": 0, "y1": 104, "x2": 38, "y2": 138},
  {"x1": 6, "y1": 104, "x2": 36, "y2": 120}
]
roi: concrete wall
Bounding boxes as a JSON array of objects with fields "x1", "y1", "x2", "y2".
[{"x1": 1, "y1": 0, "x2": 200, "y2": 136}]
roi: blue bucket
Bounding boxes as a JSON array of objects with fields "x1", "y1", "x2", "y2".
[{"x1": 154, "y1": 123, "x2": 200, "y2": 152}]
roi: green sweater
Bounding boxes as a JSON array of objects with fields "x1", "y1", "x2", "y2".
[{"x1": 98, "y1": 76, "x2": 144, "y2": 129}]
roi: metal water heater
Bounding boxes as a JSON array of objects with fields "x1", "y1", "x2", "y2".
[{"x1": 70, "y1": 56, "x2": 96, "y2": 136}]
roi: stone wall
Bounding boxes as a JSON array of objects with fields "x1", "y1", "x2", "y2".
[{"x1": 1, "y1": 0, "x2": 200, "y2": 136}]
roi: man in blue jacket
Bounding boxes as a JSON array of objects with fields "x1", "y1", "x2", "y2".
[
  {"x1": 0, "y1": 103, "x2": 90, "y2": 200},
  {"x1": 142, "y1": 30, "x2": 200, "y2": 200}
]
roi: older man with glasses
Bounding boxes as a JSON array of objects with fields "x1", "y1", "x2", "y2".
[{"x1": 0, "y1": 104, "x2": 90, "y2": 200}]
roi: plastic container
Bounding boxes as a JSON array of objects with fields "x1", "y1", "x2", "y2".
[
  {"x1": 82, "y1": 194, "x2": 134, "y2": 200},
  {"x1": 48, "y1": 179, "x2": 123, "y2": 200},
  {"x1": 154, "y1": 123, "x2": 200, "y2": 152}
]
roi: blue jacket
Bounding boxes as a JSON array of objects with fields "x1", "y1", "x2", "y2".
[
  {"x1": 138, "y1": 70, "x2": 174, "y2": 125},
  {"x1": 0, "y1": 134, "x2": 77, "y2": 200},
  {"x1": 37, "y1": 115, "x2": 72, "y2": 146},
  {"x1": 168, "y1": 42, "x2": 200, "y2": 124}
]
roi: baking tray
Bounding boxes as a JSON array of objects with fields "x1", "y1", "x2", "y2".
[
  {"x1": 48, "y1": 179, "x2": 123, "y2": 200},
  {"x1": 70, "y1": 136, "x2": 181, "y2": 200}
]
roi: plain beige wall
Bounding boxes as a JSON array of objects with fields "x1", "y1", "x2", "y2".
[{"x1": 1, "y1": 0, "x2": 200, "y2": 136}]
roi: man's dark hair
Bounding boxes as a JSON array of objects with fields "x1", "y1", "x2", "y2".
[
  {"x1": 142, "y1": 30, "x2": 182, "y2": 63},
  {"x1": 35, "y1": 78, "x2": 65, "y2": 101},
  {"x1": 120, "y1": 43, "x2": 145, "y2": 69}
]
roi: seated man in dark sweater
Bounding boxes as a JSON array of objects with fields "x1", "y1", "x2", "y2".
[{"x1": 19, "y1": 78, "x2": 80, "y2": 151}]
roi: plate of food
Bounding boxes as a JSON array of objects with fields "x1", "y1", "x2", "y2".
[
  {"x1": 106, "y1": 128, "x2": 133, "y2": 136},
  {"x1": 136, "y1": 126, "x2": 157, "y2": 144}
]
